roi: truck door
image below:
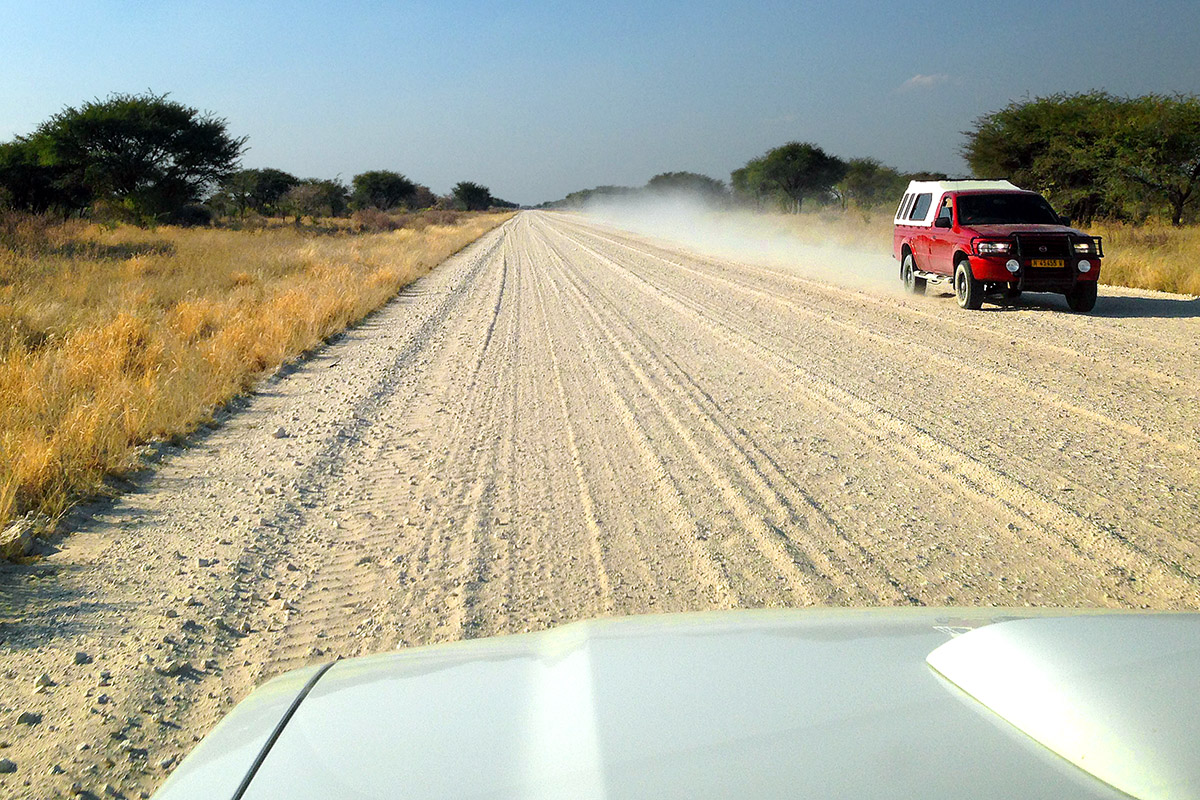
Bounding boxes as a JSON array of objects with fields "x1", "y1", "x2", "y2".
[
  {"x1": 907, "y1": 192, "x2": 934, "y2": 266},
  {"x1": 927, "y1": 194, "x2": 955, "y2": 275}
]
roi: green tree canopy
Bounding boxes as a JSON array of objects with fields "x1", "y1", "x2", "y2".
[
  {"x1": 24, "y1": 92, "x2": 245, "y2": 220},
  {"x1": 645, "y1": 171, "x2": 729, "y2": 202},
  {"x1": 965, "y1": 91, "x2": 1200, "y2": 224},
  {"x1": 837, "y1": 158, "x2": 908, "y2": 208},
  {"x1": 1108, "y1": 95, "x2": 1200, "y2": 226},
  {"x1": 410, "y1": 184, "x2": 437, "y2": 209},
  {"x1": 731, "y1": 157, "x2": 773, "y2": 209},
  {"x1": 281, "y1": 179, "x2": 348, "y2": 220},
  {"x1": 452, "y1": 181, "x2": 492, "y2": 211},
  {"x1": 758, "y1": 142, "x2": 847, "y2": 213},
  {"x1": 0, "y1": 139, "x2": 67, "y2": 212},
  {"x1": 214, "y1": 168, "x2": 299, "y2": 216},
  {"x1": 351, "y1": 170, "x2": 417, "y2": 211}
]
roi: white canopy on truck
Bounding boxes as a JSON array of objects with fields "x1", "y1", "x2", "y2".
[{"x1": 894, "y1": 179, "x2": 1023, "y2": 226}]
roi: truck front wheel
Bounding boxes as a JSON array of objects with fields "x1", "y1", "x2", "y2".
[
  {"x1": 954, "y1": 260, "x2": 983, "y2": 310},
  {"x1": 901, "y1": 253, "x2": 925, "y2": 295},
  {"x1": 1065, "y1": 282, "x2": 1098, "y2": 313}
]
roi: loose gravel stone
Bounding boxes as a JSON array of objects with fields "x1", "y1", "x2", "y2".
[{"x1": 155, "y1": 661, "x2": 189, "y2": 677}]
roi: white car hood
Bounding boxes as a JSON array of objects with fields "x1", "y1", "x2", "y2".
[{"x1": 155, "y1": 608, "x2": 1199, "y2": 800}]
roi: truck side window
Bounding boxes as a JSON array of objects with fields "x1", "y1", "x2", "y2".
[
  {"x1": 936, "y1": 197, "x2": 953, "y2": 224},
  {"x1": 909, "y1": 193, "x2": 932, "y2": 221},
  {"x1": 896, "y1": 193, "x2": 912, "y2": 220}
]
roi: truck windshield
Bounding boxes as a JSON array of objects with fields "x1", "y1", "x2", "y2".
[{"x1": 958, "y1": 193, "x2": 1061, "y2": 225}]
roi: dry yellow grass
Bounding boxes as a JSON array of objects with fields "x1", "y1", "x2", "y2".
[
  {"x1": 0, "y1": 211, "x2": 512, "y2": 531},
  {"x1": 761, "y1": 207, "x2": 1200, "y2": 295},
  {"x1": 1088, "y1": 221, "x2": 1200, "y2": 295}
]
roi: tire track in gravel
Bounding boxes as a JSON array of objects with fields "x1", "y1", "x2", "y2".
[
  {"x1": 523, "y1": 229, "x2": 617, "y2": 615},
  {"x1": 534, "y1": 218, "x2": 905, "y2": 606},
  {"x1": 538, "y1": 213, "x2": 1200, "y2": 607},
  {"x1": 523, "y1": 228, "x2": 743, "y2": 608},
  {"x1": 535, "y1": 219, "x2": 1029, "y2": 604}
]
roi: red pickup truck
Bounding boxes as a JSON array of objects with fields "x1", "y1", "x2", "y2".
[{"x1": 892, "y1": 180, "x2": 1103, "y2": 312}]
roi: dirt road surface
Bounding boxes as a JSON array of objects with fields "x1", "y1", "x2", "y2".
[{"x1": 2, "y1": 210, "x2": 1199, "y2": 797}]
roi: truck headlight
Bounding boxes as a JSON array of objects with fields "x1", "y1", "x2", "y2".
[
  {"x1": 1073, "y1": 241, "x2": 1095, "y2": 254},
  {"x1": 977, "y1": 241, "x2": 1012, "y2": 255},
  {"x1": 1078, "y1": 260, "x2": 1091, "y2": 272},
  {"x1": 1005, "y1": 259, "x2": 1020, "y2": 273}
]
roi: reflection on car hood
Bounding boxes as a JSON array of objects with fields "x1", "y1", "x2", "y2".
[{"x1": 153, "y1": 608, "x2": 1199, "y2": 800}]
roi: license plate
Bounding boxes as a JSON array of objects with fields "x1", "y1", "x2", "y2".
[{"x1": 1030, "y1": 259, "x2": 1063, "y2": 268}]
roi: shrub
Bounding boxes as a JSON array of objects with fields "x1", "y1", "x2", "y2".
[{"x1": 170, "y1": 203, "x2": 213, "y2": 227}]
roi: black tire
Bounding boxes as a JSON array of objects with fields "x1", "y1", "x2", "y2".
[
  {"x1": 1065, "y1": 282, "x2": 1098, "y2": 313},
  {"x1": 1004, "y1": 286, "x2": 1022, "y2": 299},
  {"x1": 954, "y1": 259, "x2": 983, "y2": 310},
  {"x1": 901, "y1": 253, "x2": 925, "y2": 295}
]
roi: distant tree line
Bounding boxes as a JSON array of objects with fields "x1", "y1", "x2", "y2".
[
  {"x1": 964, "y1": 91, "x2": 1200, "y2": 225},
  {"x1": 546, "y1": 92, "x2": 1198, "y2": 227},
  {"x1": 545, "y1": 150, "x2": 921, "y2": 214},
  {"x1": 543, "y1": 171, "x2": 735, "y2": 209},
  {"x1": 0, "y1": 92, "x2": 513, "y2": 225}
]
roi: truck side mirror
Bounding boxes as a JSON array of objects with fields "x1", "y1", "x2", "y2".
[
  {"x1": 934, "y1": 217, "x2": 952, "y2": 229},
  {"x1": 1059, "y1": 215, "x2": 1073, "y2": 226}
]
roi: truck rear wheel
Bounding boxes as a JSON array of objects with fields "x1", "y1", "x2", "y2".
[
  {"x1": 954, "y1": 260, "x2": 983, "y2": 310},
  {"x1": 901, "y1": 253, "x2": 925, "y2": 295},
  {"x1": 1065, "y1": 282, "x2": 1098, "y2": 313}
]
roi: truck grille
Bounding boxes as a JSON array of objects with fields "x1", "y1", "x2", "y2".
[{"x1": 1013, "y1": 233, "x2": 1071, "y2": 259}]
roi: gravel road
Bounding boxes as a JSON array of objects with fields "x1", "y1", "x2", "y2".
[{"x1": 2, "y1": 210, "x2": 1199, "y2": 797}]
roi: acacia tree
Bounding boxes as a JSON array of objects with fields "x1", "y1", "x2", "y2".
[
  {"x1": 410, "y1": 183, "x2": 437, "y2": 209},
  {"x1": 731, "y1": 157, "x2": 772, "y2": 209},
  {"x1": 281, "y1": 179, "x2": 348, "y2": 221},
  {"x1": 0, "y1": 140, "x2": 68, "y2": 212},
  {"x1": 214, "y1": 168, "x2": 298, "y2": 216},
  {"x1": 645, "y1": 171, "x2": 729, "y2": 203},
  {"x1": 759, "y1": 142, "x2": 846, "y2": 213},
  {"x1": 452, "y1": 181, "x2": 492, "y2": 211},
  {"x1": 23, "y1": 92, "x2": 245, "y2": 220},
  {"x1": 1109, "y1": 95, "x2": 1200, "y2": 226},
  {"x1": 837, "y1": 158, "x2": 908, "y2": 209},
  {"x1": 965, "y1": 91, "x2": 1200, "y2": 224},
  {"x1": 351, "y1": 170, "x2": 416, "y2": 210}
]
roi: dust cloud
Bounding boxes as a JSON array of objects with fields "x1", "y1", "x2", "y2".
[{"x1": 575, "y1": 193, "x2": 903, "y2": 294}]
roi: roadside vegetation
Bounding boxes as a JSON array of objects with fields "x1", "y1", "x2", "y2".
[
  {"x1": 0, "y1": 91, "x2": 525, "y2": 537},
  {"x1": 0, "y1": 209, "x2": 512, "y2": 535}
]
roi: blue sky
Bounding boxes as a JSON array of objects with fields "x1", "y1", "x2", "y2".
[{"x1": 2, "y1": 1, "x2": 1198, "y2": 205}]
